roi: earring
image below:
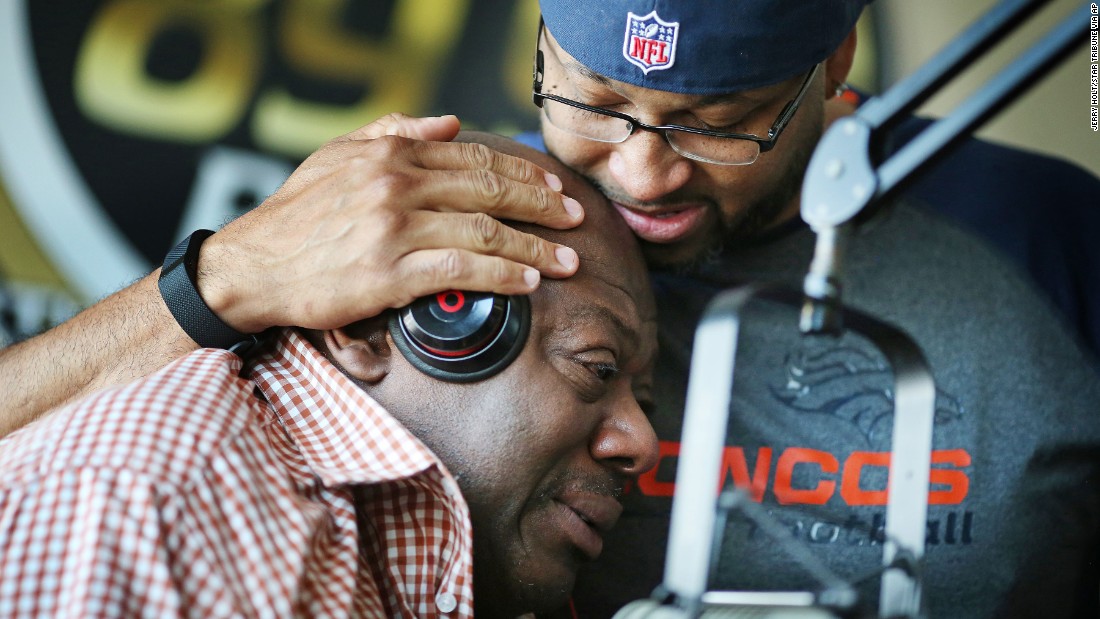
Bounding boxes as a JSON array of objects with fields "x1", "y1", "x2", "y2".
[{"x1": 834, "y1": 82, "x2": 850, "y2": 98}]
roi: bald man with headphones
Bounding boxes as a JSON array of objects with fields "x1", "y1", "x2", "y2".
[{"x1": 0, "y1": 133, "x2": 658, "y2": 619}]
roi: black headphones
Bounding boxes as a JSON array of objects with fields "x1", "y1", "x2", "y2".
[{"x1": 388, "y1": 290, "x2": 531, "y2": 383}]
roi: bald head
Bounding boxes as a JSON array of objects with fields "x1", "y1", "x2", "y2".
[{"x1": 454, "y1": 131, "x2": 650, "y2": 311}]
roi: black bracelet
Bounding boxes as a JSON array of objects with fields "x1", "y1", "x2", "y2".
[{"x1": 158, "y1": 230, "x2": 257, "y2": 353}]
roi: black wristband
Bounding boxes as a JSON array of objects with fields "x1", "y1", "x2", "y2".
[{"x1": 158, "y1": 230, "x2": 256, "y2": 353}]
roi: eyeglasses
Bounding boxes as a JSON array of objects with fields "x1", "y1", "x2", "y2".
[{"x1": 531, "y1": 19, "x2": 820, "y2": 166}]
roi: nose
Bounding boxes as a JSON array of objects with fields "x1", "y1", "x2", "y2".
[
  {"x1": 590, "y1": 388, "x2": 660, "y2": 478},
  {"x1": 607, "y1": 130, "x2": 693, "y2": 203}
]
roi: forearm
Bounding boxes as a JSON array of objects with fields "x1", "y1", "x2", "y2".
[
  {"x1": 0, "y1": 114, "x2": 583, "y2": 436},
  {"x1": 0, "y1": 271, "x2": 196, "y2": 436}
]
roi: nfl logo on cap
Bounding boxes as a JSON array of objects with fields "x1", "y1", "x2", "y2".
[{"x1": 622, "y1": 11, "x2": 679, "y2": 74}]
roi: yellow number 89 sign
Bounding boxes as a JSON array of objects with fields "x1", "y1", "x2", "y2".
[
  {"x1": 0, "y1": 0, "x2": 540, "y2": 315},
  {"x1": 74, "y1": 0, "x2": 502, "y2": 156}
]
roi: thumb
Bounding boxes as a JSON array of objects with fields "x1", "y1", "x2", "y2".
[{"x1": 344, "y1": 113, "x2": 462, "y2": 142}]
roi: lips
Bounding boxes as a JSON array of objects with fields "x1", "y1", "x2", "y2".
[
  {"x1": 553, "y1": 491, "x2": 624, "y2": 560},
  {"x1": 560, "y1": 491, "x2": 623, "y2": 533},
  {"x1": 611, "y1": 201, "x2": 708, "y2": 244}
]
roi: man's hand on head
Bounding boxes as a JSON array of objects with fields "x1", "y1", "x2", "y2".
[{"x1": 192, "y1": 113, "x2": 583, "y2": 334}]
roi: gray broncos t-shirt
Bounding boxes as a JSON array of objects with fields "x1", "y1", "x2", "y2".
[{"x1": 570, "y1": 200, "x2": 1100, "y2": 618}]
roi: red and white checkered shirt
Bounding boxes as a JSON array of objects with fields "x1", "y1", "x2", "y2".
[{"x1": 0, "y1": 329, "x2": 473, "y2": 618}]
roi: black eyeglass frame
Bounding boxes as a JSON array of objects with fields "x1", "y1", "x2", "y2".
[{"x1": 531, "y1": 18, "x2": 821, "y2": 164}]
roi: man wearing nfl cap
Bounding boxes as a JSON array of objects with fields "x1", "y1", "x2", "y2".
[
  {"x1": 3, "y1": 1, "x2": 1100, "y2": 617},
  {"x1": 523, "y1": 3, "x2": 1099, "y2": 618}
]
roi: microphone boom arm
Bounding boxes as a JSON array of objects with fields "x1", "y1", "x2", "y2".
[{"x1": 800, "y1": 0, "x2": 1090, "y2": 331}]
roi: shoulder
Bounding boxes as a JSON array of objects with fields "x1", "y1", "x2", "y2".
[
  {"x1": 0, "y1": 348, "x2": 262, "y2": 490},
  {"x1": 896, "y1": 115, "x2": 1099, "y2": 241},
  {"x1": 851, "y1": 201, "x2": 1100, "y2": 381},
  {"x1": 890, "y1": 118, "x2": 1100, "y2": 354}
]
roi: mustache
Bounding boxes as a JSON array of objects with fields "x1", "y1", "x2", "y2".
[
  {"x1": 584, "y1": 175, "x2": 715, "y2": 211},
  {"x1": 536, "y1": 468, "x2": 625, "y2": 503}
]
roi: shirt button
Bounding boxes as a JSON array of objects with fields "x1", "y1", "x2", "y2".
[
  {"x1": 441, "y1": 477, "x2": 459, "y2": 498},
  {"x1": 436, "y1": 591, "x2": 457, "y2": 614}
]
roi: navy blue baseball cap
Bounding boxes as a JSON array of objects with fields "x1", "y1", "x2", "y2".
[{"x1": 539, "y1": 0, "x2": 870, "y2": 95}]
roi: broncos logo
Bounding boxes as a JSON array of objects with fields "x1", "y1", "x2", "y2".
[{"x1": 770, "y1": 342, "x2": 963, "y2": 449}]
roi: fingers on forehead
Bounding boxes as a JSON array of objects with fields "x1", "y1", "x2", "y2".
[
  {"x1": 452, "y1": 132, "x2": 578, "y2": 188},
  {"x1": 452, "y1": 132, "x2": 644, "y2": 275}
]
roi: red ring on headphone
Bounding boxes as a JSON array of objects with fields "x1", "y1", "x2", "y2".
[{"x1": 437, "y1": 290, "x2": 466, "y2": 313}]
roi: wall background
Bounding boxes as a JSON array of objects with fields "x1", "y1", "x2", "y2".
[
  {"x1": 875, "y1": 0, "x2": 1097, "y2": 178},
  {"x1": 0, "y1": 0, "x2": 1095, "y2": 345}
]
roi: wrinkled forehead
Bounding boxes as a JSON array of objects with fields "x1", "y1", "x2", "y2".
[{"x1": 539, "y1": 0, "x2": 867, "y2": 94}]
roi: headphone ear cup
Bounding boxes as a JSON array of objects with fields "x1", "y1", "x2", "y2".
[{"x1": 388, "y1": 291, "x2": 531, "y2": 383}]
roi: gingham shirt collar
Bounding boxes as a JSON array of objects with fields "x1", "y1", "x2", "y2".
[
  {"x1": 251, "y1": 330, "x2": 475, "y2": 617},
  {"x1": 250, "y1": 328, "x2": 442, "y2": 488},
  {"x1": 0, "y1": 328, "x2": 475, "y2": 618}
]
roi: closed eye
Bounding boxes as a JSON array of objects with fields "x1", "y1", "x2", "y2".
[
  {"x1": 693, "y1": 115, "x2": 746, "y2": 133},
  {"x1": 587, "y1": 362, "x2": 620, "y2": 381}
]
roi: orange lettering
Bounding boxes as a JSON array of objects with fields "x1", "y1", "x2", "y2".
[
  {"x1": 840, "y1": 451, "x2": 890, "y2": 505},
  {"x1": 721, "y1": 447, "x2": 772, "y2": 502},
  {"x1": 634, "y1": 443, "x2": 972, "y2": 505},
  {"x1": 929, "y1": 449, "x2": 971, "y2": 505},
  {"x1": 774, "y1": 448, "x2": 837, "y2": 505}
]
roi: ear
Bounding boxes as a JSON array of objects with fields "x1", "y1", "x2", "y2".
[
  {"x1": 824, "y1": 27, "x2": 858, "y2": 99},
  {"x1": 323, "y1": 317, "x2": 393, "y2": 384}
]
